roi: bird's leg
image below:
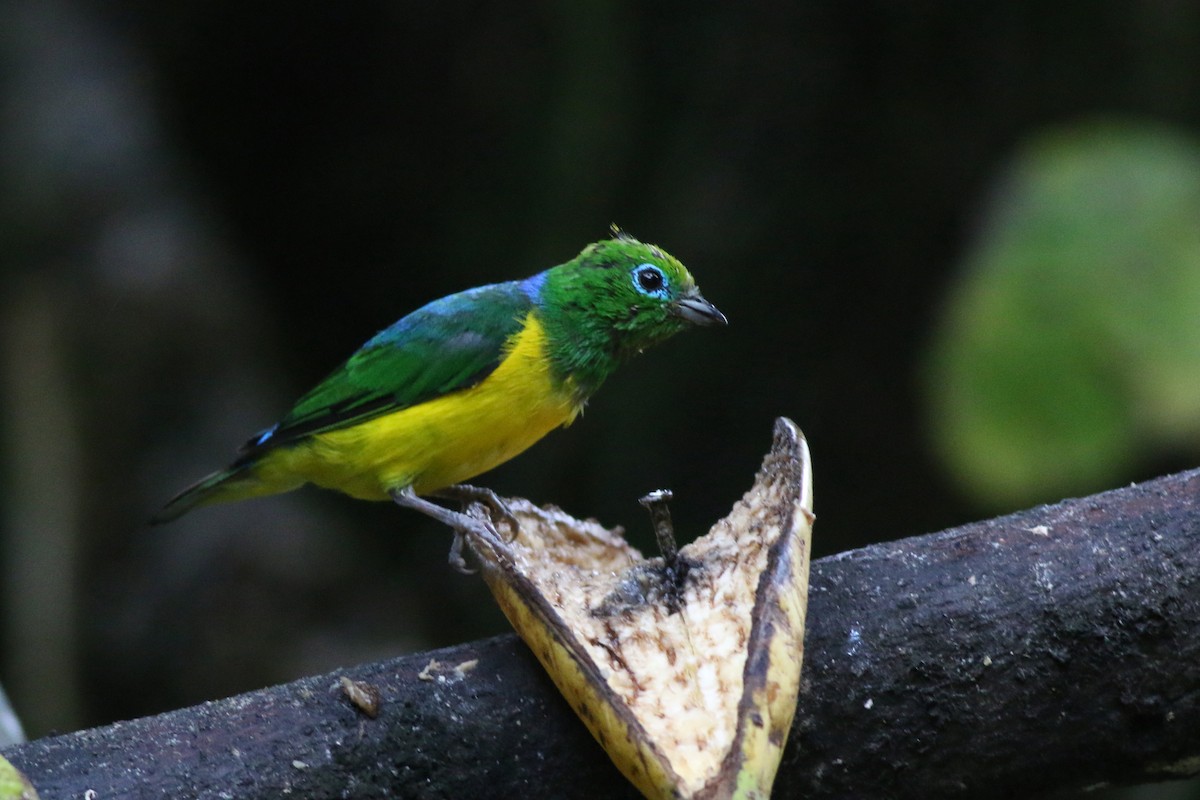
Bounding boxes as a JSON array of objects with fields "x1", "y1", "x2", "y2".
[
  {"x1": 432, "y1": 483, "x2": 519, "y2": 540},
  {"x1": 389, "y1": 486, "x2": 500, "y2": 574}
]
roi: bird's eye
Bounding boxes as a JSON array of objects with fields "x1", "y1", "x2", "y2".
[{"x1": 632, "y1": 264, "x2": 668, "y2": 297}]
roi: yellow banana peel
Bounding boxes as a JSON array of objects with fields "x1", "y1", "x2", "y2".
[{"x1": 465, "y1": 418, "x2": 813, "y2": 799}]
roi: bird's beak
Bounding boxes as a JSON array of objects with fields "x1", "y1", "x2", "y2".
[{"x1": 674, "y1": 289, "x2": 728, "y2": 326}]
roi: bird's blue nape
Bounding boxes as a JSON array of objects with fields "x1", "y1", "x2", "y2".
[{"x1": 521, "y1": 272, "x2": 548, "y2": 304}]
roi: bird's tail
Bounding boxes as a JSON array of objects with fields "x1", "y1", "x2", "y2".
[{"x1": 150, "y1": 460, "x2": 268, "y2": 524}]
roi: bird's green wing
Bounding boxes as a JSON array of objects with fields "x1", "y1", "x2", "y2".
[{"x1": 242, "y1": 280, "x2": 535, "y2": 454}]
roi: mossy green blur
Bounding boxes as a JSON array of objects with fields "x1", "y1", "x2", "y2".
[
  {"x1": 0, "y1": 755, "x2": 37, "y2": 800},
  {"x1": 926, "y1": 121, "x2": 1200, "y2": 507}
]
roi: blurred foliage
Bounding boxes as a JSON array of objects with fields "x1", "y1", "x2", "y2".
[
  {"x1": 0, "y1": 754, "x2": 38, "y2": 800},
  {"x1": 927, "y1": 121, "x2": 1200, "y2": 507}
]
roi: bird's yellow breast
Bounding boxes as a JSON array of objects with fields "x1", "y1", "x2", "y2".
[{"x1": 256, "y1": 313, "x2": 580, "y2": 500}]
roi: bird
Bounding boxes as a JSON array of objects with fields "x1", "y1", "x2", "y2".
[{"x1": 152, "y1": 230, "x2": 726, "y2": 548}]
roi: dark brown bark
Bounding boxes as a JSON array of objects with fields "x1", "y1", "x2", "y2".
[{"x1": 5, "y1": 468, "x2": 1200, "y2": 799}]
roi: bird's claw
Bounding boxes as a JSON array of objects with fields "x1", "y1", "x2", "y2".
[
  {"x1": 390, "y1": 484, "x2": 514, "y2": 571},
  {"x1": 494, "y1": 505, "x2": 520, "y2": 543},
  {"x1": 437, "y1": 484, "x2": 520, "y2": 541},
  {"x1": 448, "y1": 530, "x2": 477, "y2": 575}
]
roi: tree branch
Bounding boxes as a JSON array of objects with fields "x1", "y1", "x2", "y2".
[{"x1": 5, "y1": 468, "x2": 1200, "y2": 799}]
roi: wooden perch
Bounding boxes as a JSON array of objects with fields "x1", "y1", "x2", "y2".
[{"x1": 5, "y1": 466, "x2": 1200, "y2": 799}]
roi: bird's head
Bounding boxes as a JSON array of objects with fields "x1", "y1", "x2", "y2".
[{"x1": 541, "y1": 231, "x2": 726, "y2": 366}]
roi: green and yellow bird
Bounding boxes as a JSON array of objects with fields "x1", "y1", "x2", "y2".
[{"x1": 153, "y1": 232, "x2": 726, "y2": 539}]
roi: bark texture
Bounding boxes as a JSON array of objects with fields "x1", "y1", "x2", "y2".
[{"x1": 5, "y1": 468, "x2": 1199, "y2": 799}]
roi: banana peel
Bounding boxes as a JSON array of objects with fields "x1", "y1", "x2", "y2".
[{"x1": 464, "y1": 417, "x2": 813, "y2": 799}]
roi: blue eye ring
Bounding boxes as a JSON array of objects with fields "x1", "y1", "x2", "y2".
[{"x1": 632, "y1": 263, "x2": 669, "y2": 298}]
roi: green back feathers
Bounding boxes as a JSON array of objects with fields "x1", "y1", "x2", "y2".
[{"x1": 247, "y1": 282, "x2": 533, "y2": 453}]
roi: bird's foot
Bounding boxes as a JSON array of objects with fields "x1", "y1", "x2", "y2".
[
  {"x1": 448, "y1": 530, "x2": 476, "y2": 575},
  {"x1": 390, "y1": 485, "x2": 506, "y2": 573},
  {"x1": 434, "y1": 484, "x2": 520, "y2": 541}
]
